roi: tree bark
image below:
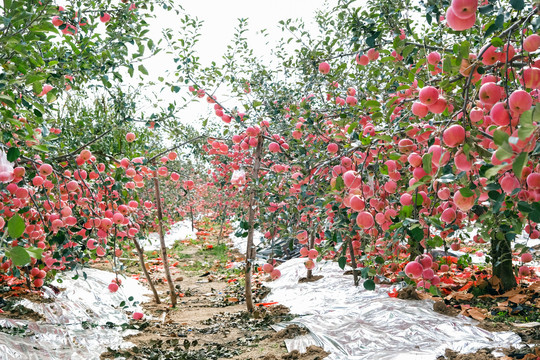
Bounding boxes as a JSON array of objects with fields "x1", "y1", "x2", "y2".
[
  {"x1": 491, "y1": 231, "x2": 517, "y2": 291},
  {"x1": 133, "y1": 237, "x2": 161, "y2": 304},
  {"x1": 348, "y1": 238, "x2": 360, "y2": 286},
  {"x1": 218, "y1": 204, "x2": 227, "y2": 244},
  {"x1": 153, "y1": 175, "x2": 177, "y2": 307},
  {"x1": 245, "y1": 136, "x2": 264, "y2": 312},
  {"x1": 307, "y1": 230, "x2": 315, "y2": 279},
  {"x1": 190, "y1": 205, "x2": 194, "y2": 231}
]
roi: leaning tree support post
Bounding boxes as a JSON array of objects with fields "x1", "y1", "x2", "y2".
[
  {"x1": 218, "y1": 204, "x2": 228, "y2": 244},
  {"x1": 245, "y1": 135, "x2": 264, "y2": 312},
  {"x1": 348, "y1": 237, "x2": 360, "y2": 287},
  {"x1": 306, "y1": 225, "x2": 316, "y2": 280},
  {"x1": 132, "y1": 237, "x2": 161, "y2": 304},
  {"x1": 190, "y1": 204, "x2": 195, "y2": 231},
  {"x1": 153, "y1": 171, "x2": 177, "y2": 307},
  {"x1": 145, "y1": 136, "x2": 207, "y2": 307}
]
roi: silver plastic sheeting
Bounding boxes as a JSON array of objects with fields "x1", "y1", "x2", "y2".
[
  {"x1": 229, "y1": 220, "x2": 262, "y2": 252},
  {"x1": 0, "y1": 267, "x2": 150, "y2": 360},
  {"x1": 139, "y1": 220, "x2": 197, "y2": 250},
  {"x1": 265, "y1": 258, "x2": 522, "y2": 360}
]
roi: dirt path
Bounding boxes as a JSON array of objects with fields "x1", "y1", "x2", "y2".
[{"x1": 100, "y1": 221, "x2": 329, "y2": 360}]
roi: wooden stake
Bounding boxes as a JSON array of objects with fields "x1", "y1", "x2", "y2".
[
  {"x1": 153, "y1": 174, "x2": 177, "y2": 307},
  {"x1": 133, "y1": 237, "x2": 161, "y2": 304},
  {"x1": 349, "y1": 238, "x2": 359, "y2": 287}
]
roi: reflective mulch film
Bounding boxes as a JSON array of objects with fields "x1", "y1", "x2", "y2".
[
  {"x1": 265, "y1": 258, "x2": 522, "y2": 360},
  {"x1": 139, "y1": 220, "x2": 197, "y2": 250},
  {"x1": 0, "y1": 268, "x2": 150, "y2": 360}
]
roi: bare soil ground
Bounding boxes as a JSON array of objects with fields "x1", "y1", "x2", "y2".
[{"x1": 99, "y1": 221, "x2": 329, "y2": 360}]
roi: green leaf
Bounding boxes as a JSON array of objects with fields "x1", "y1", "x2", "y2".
[
  {"x1": 365, "y1": 100, "x2": 380, "y2": 109},
  {"x1": 493, "y1": 129, "x2": 509, "y2": 146},
  {"x1": 459, "y1": 41, "x2": 470, "y2": 59},
  {"x1": 409, "y1": 226, "x2": 424, "y2": 241},
  {"x1": 422, "y1": 153, "x2": 433, "y2": 174},
  {"x1": 518, "y1": 201, "x2": 534, "y2": 213},
  {"x1": 518, "y1": 125, "x2": 536, "y2": 141},
  {"x1": 438, "y1": 173, "x2": 456, "y2": 183},
  {"x1": 363, "y1": 279, "x2": 375, "y2": 291},
  {"x1": 495, "y1": 146, "x2": 513, "y2": 161},
  {"x1": 459, "y1": 187, "x2": 475, "y2": 198},
  {"x1": 8, "y1": 214, "x2": 25, "y2": 238},
  {"x1": 512, "y1": 152, "x2": 528, "y2": 179},
  {"x1": 443, "y1": 57, "x2": 452, "y2": 73},
  {"x1": 6, "y1": 147, "x2": 20, "y2": 162},
  {"x1": 335, "y1": 176, "x2": 345, "y2": 191},
  {"x1": 26, "y1": 247, "x2": 44, "y2": 260},
  {"x1": 101, "y1": 76, "x2": 112, "y2": 88},
  {"x1": 239, "y1": 220, "x2": 249, "y2": 230},
  {"x1": 488, "y1": 190, "x2": 504, "y2": 201},
  {"x1": 484, "y1": 15, "x2": 504, "y2": 38},
  {"x1": 485, "y1": 164, "x2": 506, "y2": 178},
  {"x1": 402, "y1": 44, "x2": 415, "y2": 58},
  {"x1": 478, "y1": 4, "x2": 494, "y2": 14},
  {"x1": 529, "y1": 203, "x2": 540, "y2": 223},
  {"x1": 530, "y1": 209, "x2": 540, "y2": 223},
  {"x1": 46, "y1": 91, "x2": 56, "y2": 103},
  {"x1": 400, "y1": 205, "x2": 413, "y2": 218},
  {"x1": 32, "y1": 145, "x2": 48, "y2": 152},
  {"x1": 138, "y1": 64, "x2": 149, "y2": 75},
  {"x1": 338, "y1": 256, "x2": 347, "y2": 270},
  {"x1": 518, "y1": 105, "x2": 538, "y2": 140},
  {"x1": 8, "y1": 247, "x2": 30, "y2": 267},
  {"x1": 490, "y1": 37, "x2": 504, "y2": 48},
  {"x1": 427, "y1": 235, "x2": 444, "y2": 248},
  {"x1": 510, "y1": 0, "x2": 525, "y2": 10}
]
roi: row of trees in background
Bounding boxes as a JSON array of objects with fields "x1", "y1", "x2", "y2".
[
  {"x1": 0, "y1": 0, "x2": 225, "y2": 306},
  {"x1": 1, "y1": 0, "x2": 539, "y2": 313},
  {"x1": 179, "y1": 0, "x2": 540, "y2": 309}
]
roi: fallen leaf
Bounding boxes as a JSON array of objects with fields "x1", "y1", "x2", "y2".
[
  {"x1": 454, "y1": 292, "x2": 474, "y2": 301},
  {"x1": 417, "y1": 291, "x2": 433, "y2": 300},
  {"x1": 489, "y1": 276, "x2": 501, "y2": 291},
  {"x1": 529, "y1": 281, "x2": 540, "y2": 292},
  {"x1": 467, "y1": 307, "x2": 487, "y2": 321},
  {"x1": 500, "y1": 288, "x2": 522, "y2": 298},
  {"x1": 508, "y1": 294, "x2": 528, "y2": 304}
]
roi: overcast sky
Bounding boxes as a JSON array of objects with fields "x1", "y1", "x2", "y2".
[
  {"x1": 54, "y1": 0, "x2": 334, "y2": 141},
  {"x1": 134, "y1": 0, "x2": 332, "y2": 134}
]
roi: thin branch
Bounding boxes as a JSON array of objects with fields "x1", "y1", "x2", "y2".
[
  {"x1": 148, "y1": 135, "x2": 206, "y2": 164},
  {"x1": 54, "y1": 128, "x2": 115, "y2": 161}
]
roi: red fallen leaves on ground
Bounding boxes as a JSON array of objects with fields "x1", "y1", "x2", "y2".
[
  {"x1": 1, "y1": 274, "x2": 27, "y2": 287},
  {"x1": 0, "y1": 275, "x2": 45, "y2": 299},
  {"x1": 441, "y1": 256, "x2": 458, "y2": 264}
]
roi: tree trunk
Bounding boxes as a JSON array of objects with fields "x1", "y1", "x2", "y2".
[
  {"x1": 348, "y1": 238, "x2": 359, "y2": 286},
  {"x1": 307, "y1": 230, "x2": 315, "y2": 279},
  {"x1": 491, "y1": 231, "x2": 517, "y2": 291},
  {"x1": 245, "y1": 136, "x2": 264, "y2": 312},
  {"x1": 133, "y1": 237, "x2": 161, "y2": 304},
  {"x1": 218, "y1": 204, "x2": 227, "y2": 244},
  {"x1": 190, "y1": 205, "x2": 194, "y2": 231},
  {"x1": 153, "y1": 175, "x2": 177, "y2": 307}
]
